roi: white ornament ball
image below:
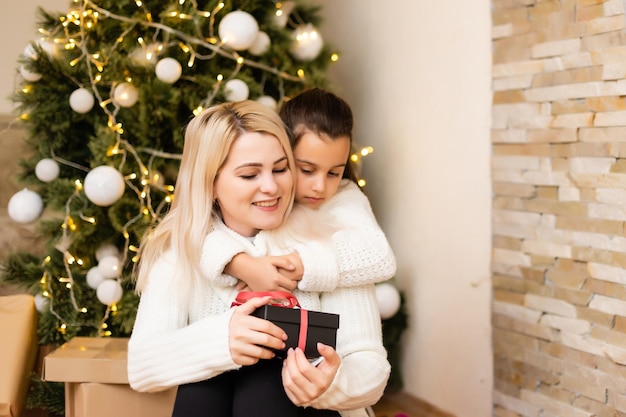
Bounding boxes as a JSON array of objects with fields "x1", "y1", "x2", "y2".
[
  {"x1": 23, "y1": 43, "x2": 38, "y2": 60},
  {"x1": 84, "y1": 165, "x2": 125, "y2": 207},
  {"x1": 272, "y1": 1, "x2": 295, "y2": 28},
  {"x1": 112, "y1": 82, "x2": 139, "y2": 108},
  {"x1": 69, "y1": 88, "x2": 95, "y2": 114},
  {"x1": 86, "y1": 266, "x2": 106, "y2": 289},
  {"x1": 155, "y1": 57, "x2": 182, "y2": 84},
  {"x1": 34, "y1": 293, "x2": 49, "y2": 312},
  {"x1": 249, "y1": 31, "x2": 271, "y2": 56},
  {"x1": 8, "y1": 188, "x2": 44, "y2": 224},
  {"x1": 375, "y1": 283, "x2": 401, "y2": 320},
  {"x1": 98, "y1": 255, "x2": 121, "y2": 279},
  {"x1": 95, "y1": 243, "x2": 120, "y2": 261},
  {"x1": 256, "y1": 95, "x2": 277, "y2": 111},
  {"x1": 290, "y1": 24, "x2": 324, "y2": 62},
  {"x1": 39, "y1": 40, "x2": 59, "y2": 59},
  {"x1": 96, "y1": 279, "x2": 123, "y2": 305},
  {"x1": 35, "y1": 158, "x2": 60, "y2": 183},
  {"x1": 224, "y1": 79, "x2": 249, "y2": 102},
  {"x1": 20, "y1": 65, "x2": 42, "y2": 82},
  {"x1": 129, "y1": 42, "x2": 163, "y2": 66},
  {"x1": 218, "y1": 11, "x2": 259, "y2": 50}
]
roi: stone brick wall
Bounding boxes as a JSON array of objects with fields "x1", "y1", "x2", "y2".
[{"x1": 492, "y1": 0, "x2": 626, "y2": 415}]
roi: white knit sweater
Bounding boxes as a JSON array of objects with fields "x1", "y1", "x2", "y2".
[
  {"x1": 200, "y1": 179, "x2": 397, "y2": 291},
  {"x1": 128, "y1": 222, "x2": 391, "y2": 416}
]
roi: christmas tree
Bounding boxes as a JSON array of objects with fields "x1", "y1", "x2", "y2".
[{"x1": 2, "y1": 0, "x2": 406, "y2": 413}]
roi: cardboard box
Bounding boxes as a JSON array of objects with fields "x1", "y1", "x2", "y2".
[
  {"x1": 252, "y1": 305, "x2": 339, "y2": 358},
  {"x1": 0, "y1": 294, "x2": 38, "y2": 417},
  {"x1": 43, "y1": 337, "x2": 176, "y2": 417}
]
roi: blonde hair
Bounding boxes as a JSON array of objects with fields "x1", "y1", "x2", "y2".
[{"x1": 135, "y1": 101, "x2": 296, "y2": 295}]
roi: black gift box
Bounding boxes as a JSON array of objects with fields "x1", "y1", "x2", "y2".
[{"x1": 252, "y1": 305, "x2": 340, "y2": 358}]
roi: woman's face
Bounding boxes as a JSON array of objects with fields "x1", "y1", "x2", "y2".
[
  {"x1": 214, "y1": 131, "x2": 293, "y2": 237},
  {"x1": 293, "y1": 131, "x2": 350, "y2": 209}
]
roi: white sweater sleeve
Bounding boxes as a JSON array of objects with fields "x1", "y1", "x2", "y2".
[
  {"x1": 199, "y1": 219, "x2": 249, "y2": 287},
  {"x1": 298, "y1": 181, "x2": 397, "y2": 291},
  {"x1": 127, "y1": 254, "x2": 239, "y2": 393},
  {"x1": 305, "y1": 284, "x2": 390, "y2": 411}
]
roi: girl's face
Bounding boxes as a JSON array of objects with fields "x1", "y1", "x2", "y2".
[
  {"x1": 214, "y1": 132, "x2": 293, "y2": 237},
  {"x1": 293, "y1": 130, "x2": 350, "y2": 209}
]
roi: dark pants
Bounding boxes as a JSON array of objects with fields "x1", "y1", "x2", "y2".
[{"x1": 171, "y1": 359, "x2": 340, "y2": 417}]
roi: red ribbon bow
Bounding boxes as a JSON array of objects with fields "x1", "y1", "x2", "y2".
[{"x1": 232, "y1": 291, "x2": 308, "y2": 352}]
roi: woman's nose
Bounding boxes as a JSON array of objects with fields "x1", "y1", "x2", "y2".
[{"x1": 259, "y1": 173, "x2": 278, "y2": 193}]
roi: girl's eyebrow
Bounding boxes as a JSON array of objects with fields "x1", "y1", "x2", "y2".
[{"x1": 296, "y1": 157, "x2": 345, "y2": 169}]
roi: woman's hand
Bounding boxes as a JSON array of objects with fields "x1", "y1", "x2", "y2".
[
  {"x1": 281, "y1": 343, "x2": 341, "y2": 405},
  {"x1": 228, "y1": 296, "x2": 287, "y2": 366}
]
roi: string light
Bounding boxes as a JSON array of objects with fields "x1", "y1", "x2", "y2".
[{"x1": 17, "y1": 0, "x2": 344, "y2": 338}]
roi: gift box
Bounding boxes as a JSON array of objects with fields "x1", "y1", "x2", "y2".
[
  {"x1": 252, "y1": 305, "x2": 339, "y2": 358},
  {"x1": 0, "y1": 294, "x2": 38, "y2": 417},
  {"x1": 43, "y1": 337, "x2": 176, "y2": 417}
]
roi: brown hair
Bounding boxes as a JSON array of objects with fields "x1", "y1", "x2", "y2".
[{"x1": 279, "y1": 88, "x2": 357, "y2": 182}]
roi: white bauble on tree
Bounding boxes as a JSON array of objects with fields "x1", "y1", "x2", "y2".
[
  {"x1": 290, "y1": 24, "x2": 324, "y2": 62},
  {"x1": 20, "y1": 65, "x2": 42, "y2": 82},
  {"x1": 256, "y1": 95, "x2": 277, "y2": 111},
  {"x1": 98, "y1": 255, "x2": 121, "y2": 279},
  {"x1": 249, "y1": 31, "x2": 271, "y2": 56},
  {"x1": 218, "y1": 11, "x2": 259, "y2": 50},
  {"x1": 84, "y1": 165, "x2": 125, "y2": 207},
  {"x1": 95, "y1": 243, "x2": 120, "y2": 262},
  {"x1": 375, "y1": 283, "x2": 401, "y2": 320},
  {"x1": 69, "y1": 88, "x2": 95, "y2": 114},
  {"x1": 96, "y1": 279, "x2": 123, "y2": 305},
  {"x1": 35, "y1": 158, "x2": 60, "y2": 183},
  {"x1": 224, "y1": 79, "x2": 249, "y2": 102},
  {"x1": 34, "y1": 293, "x2": 49, "y2": 312},
  {"x1": 155, "y1": 57, "x2": 182, "y2": 84},
  {"x1": 112, "y1": 82, "x2": 139, "y2": 107},
  {"x1": 272, "y1": 1, "x2": 295, "y2": 28},
  {"x1": 8, "y1": 188, "x2": 44, "y2": 224},
  {"x1": 129, "y1": 42, "x2": 163, "y2": 66},
  {"x1": 86, "y1": 266, "x2": 105, "y2": 289}
]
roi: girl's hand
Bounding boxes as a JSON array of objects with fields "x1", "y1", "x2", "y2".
[
  {"x1": 281, "y1": 343, "x2": 341, "y2": 405},
  {"x1": 228, "y1": 296, "x2": 287, "y2": 366},
  {"x1": 227, "y1": 253, "x2": 303, "y2": 291}
]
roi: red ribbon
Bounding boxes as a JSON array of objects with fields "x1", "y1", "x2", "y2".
[
  {"x1": 231, "y1": 290, "x2": 300, "y2": 308},
  {"x1": 232, "y1": 291, "x2": 308, "y2": 352},
  {"x1": 298, "y1": 308, "x2": 308, "y2": 352}
]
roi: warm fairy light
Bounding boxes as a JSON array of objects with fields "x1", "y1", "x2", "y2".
[
  {"x1": 80, "y1": 307, "x2": 87, "y2": 313},
  {"x1": 237, "y1": 57, "x2": 244, "y2": 65},
  {"x1": 217, "y1": 74, "x2": 223, "y2": 81},
  {"x1": 297, "y1": 69, "x2": 305, "y2": 78},
  {"x1": 361, "y1": 146, "x2": 374, "y2": 156},
  {"x1": 350, "y1": 154, "x2": 359, "y2": 162},
  {"x1": 20, "y1": 113, "x2": 29, "y2": 120},
  {"x1": 358, "y1": 179, "x2": 367, "y2": 187},
  {"x1": 74, "y1": 179, "x2": 83, "y2": 191},
  {"x1": 331, "y1": 53, "x2": 339, "y2": 62},
  {"x1": 59, "y1": 324, "x2": 67, "y2": 333}
]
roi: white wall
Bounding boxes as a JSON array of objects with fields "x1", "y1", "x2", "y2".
[
  {"x1": 313, "y1": 2, "x2": 493, "y2": 416},
  {"x1": 0, "y1": 1, "x2": 494, "y2": 416},
  {"x1": 0, "y1": 0, "x2": 68, "y2": 113}
]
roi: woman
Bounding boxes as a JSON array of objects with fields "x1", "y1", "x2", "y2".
[{"x1": 127, "y1": 101, "x2": 389, "y2": 417}]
